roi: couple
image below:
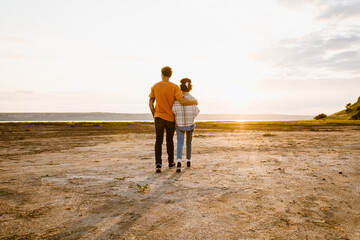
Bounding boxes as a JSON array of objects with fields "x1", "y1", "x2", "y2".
[{"x1": 149, "y1": 66, "x2": 200, "y2": 173}]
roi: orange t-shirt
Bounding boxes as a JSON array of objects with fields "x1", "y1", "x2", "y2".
[{"x1": 149, "y1": 81, "x2": 184, "y2": 122}]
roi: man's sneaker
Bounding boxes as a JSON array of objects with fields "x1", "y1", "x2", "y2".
[
  {"x1": 176, "y1": 162, "x2": 181, "y2": 172},
  {"x1": 169, "y1": 163, "x2": 176, "y2": 168},
  {"x1": 187, "y1": 161, "x2": 191, "y2": 167},
  {"x1": 156, "y1": 164, "x2": 161, "y2": 173}
]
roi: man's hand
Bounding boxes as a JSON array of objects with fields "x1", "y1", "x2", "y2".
[
  {"x1": 149, "y1": 97, "x2": 155, "y2": 117},
  {"x1": 178, "y1": 97, "x2": 198, "y2": 106}
]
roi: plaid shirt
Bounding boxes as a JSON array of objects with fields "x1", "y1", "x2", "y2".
[{"x1": 172, "y1": 92, "x2": 200, "y2": 127}]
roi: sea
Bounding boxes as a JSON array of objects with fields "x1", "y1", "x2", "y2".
[{"x1": 0, "y1": 113, "x2": 314, "y2": 122}]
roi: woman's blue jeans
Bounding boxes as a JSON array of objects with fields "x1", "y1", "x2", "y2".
[{"x1": 176, "y1": 126, "x2": 193, "y2": 160}]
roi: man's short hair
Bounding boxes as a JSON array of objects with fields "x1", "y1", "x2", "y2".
[{"x1": 161, "y1": 66, "x2": 173, "y2": 78}]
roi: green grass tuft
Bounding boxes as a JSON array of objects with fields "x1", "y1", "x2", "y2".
[
  {"x1": 263, "y1": 133, "x2": 277, "y2": 137},
  {"x1": 136, "y1": 183, "x2": 150, "y2": 192},
  {"x1": 114, "y1": 177, "x2": 126, "y2": 181}
]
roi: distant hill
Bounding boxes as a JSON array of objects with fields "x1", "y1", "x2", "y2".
[
  {"x1": 0, "y1": 112, "x2": 314, "y2": 122},
  {"x1": 328, "y1": 97, "x2": 360, "y2": 120}
]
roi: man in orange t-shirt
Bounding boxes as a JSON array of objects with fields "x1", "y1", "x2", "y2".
[{"x1": 149, "y1": 66, "x2": 198, "y2": 173}]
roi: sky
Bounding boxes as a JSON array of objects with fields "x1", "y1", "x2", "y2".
[{"x1": 0, "y1": 0, "x2": 359, "y2": 115}]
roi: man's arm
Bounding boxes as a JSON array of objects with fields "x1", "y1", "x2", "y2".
[
  {"x1": 177, "y1": 97, "x2": 198, "y2": 106},
  {"x1": 149, "y1": 97, "x2": 155, "y2": 117}
]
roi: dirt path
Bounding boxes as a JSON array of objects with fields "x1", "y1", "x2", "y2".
[{"x1": 1, "y1": 124, "x2": 359, "y2": 239}]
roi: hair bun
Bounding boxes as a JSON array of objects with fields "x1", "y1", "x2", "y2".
[
  {"x1": 180, "y1": 78, "x2": 193, "y2": 92},
  {"x1": 181, "y1": 78, "x2": 191, "y2": 84}
]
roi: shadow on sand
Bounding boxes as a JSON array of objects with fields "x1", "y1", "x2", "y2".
[{"x1": 49, "y1": 168, "x2": 188, "y2": 239}]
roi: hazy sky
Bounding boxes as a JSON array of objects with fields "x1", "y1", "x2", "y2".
[{"x1": 1, "y1": 0, "x2": 359, "y2": 115}]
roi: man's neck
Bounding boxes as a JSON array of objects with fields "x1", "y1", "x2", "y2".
[{"x1": 162, "y1": 77, "x2": 170, "y2": 81}]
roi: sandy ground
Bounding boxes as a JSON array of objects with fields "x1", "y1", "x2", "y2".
[{"x1": 0, "y1": 122, "x2": 359, "y2": 240}]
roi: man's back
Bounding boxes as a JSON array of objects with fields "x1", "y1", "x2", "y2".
[{"x1": 149, "y1": 81, "x2": 183, "y2": 122}]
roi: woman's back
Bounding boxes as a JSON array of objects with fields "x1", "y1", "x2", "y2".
[{"x1": 172, "y1": 92, "x2": 200, "y2": 127}]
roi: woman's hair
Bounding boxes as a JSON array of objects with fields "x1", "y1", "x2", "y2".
[
  {"x1": 161, "y1": 66, "x2": 173, "y2": 77},
  {"x1": 180, "y1": 78, "x2": 192, "y2": 92}
]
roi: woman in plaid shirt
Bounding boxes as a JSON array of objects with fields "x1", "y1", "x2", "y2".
[{"x1": 172, "y1": 78, "x2": 200, "y2": 172}]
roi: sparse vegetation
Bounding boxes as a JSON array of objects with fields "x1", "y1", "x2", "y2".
[
  {"x1": 327, "y1": 97, "x2": 360, "y2": 120},
  {"x1": 194, "y1": 134, "x2": 208, "y2": 138},
  {"x1": 137, "y1": 183, "x2": 150, "y2": 192},
  {"x1": 196, "y1": 120, "x2": 360, "y2": 127},
  {"x1": 1, "y1": 119, "x2": 360, "y2": 239},
  {"x1": 352, "y1": 105, "x2": 360, "y2": 120},
  {"x1": 314, "y1": 113, "x2": 327, "y2": 120},
  {"x1": 345, "y1": 102, "x2": 353, "y2": 113},
  {"x1": 351, "y1": 111, "x2": 360, "y2": 120},
  {"x1": 114, "y1": 177, "x2": 126, "y2": 181},
  {"x1": 263, "y1": 133, "x2": 277, "y2": 137}
]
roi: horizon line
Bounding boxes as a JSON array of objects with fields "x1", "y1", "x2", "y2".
[{"x1": 0, "y1": 112, "x2": 315, "y2": 116}]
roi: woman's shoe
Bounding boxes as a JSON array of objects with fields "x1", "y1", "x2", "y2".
[{"x1": 176, "y1": 162, "x2": 181, "y2": 172}]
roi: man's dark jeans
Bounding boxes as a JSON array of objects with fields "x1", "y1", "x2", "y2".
[{"x1": 155, "y1": 117, "x2": 175, "y2": 167}]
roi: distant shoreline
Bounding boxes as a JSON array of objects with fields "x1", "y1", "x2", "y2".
[
  {"x1": 0, "y1": 112, "x2": 314, "y2": 122},
  {"x1": 1, "y1": 120, "x2": 359, "y2": 127},
  {"x1": 1, "y1": 119, "x2": 312, "y2": 123}
]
